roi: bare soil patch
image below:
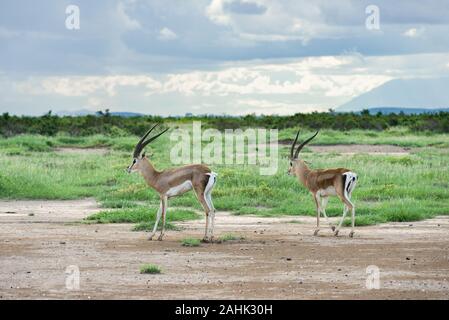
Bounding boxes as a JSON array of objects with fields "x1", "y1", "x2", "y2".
[{"x1": 1, "y1": 199, "x2": 448, "y2": 299}]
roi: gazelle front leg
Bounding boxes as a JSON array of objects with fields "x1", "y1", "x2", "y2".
[
  {"x1": 320, "y1": 196, "x2": 335, "y2": 231},
  {"x1": 158, "y1": 196, "x2": 168, "y2": 241},
  {"x1": 149, "y1": 201, "x2": 163, "y2": 240}
]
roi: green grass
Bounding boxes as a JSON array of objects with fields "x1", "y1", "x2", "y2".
[
  {"x1": 0, "y1": 130, "x2": 448, "y2": 227},
  {"x1": 181, "y1": 238, "x2": 201, "y2": 247},
  {"x1": 219, "y1": 233, "x2": 243, "y2": 241},
  {"x1": 279, "y1": 127, "x2": 449, "y2": 148},
  {"x1": 140, "y1": 264, "x2": 161, "y2": 274},
  {"x1": 132, "y1": 221, "x2": 181, "y2": 232},
  {"x1": 86, "y1": 207, "x2": 199, "y2": 224}
]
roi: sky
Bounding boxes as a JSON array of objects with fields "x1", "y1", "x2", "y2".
[{"x1": 1, "y1": 0, "x2": 449, "y2": 116}]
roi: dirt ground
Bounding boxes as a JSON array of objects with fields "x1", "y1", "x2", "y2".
[{"x1": 1, "y1": 199, "x2": 448, "y2": 300}]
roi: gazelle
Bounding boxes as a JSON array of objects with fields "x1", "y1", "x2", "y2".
[
  {"x1": 288, "y1": 130, "x2": 358, "y2": 237},
  {"x1": 127, "y1": 124, "x2": 218, "y2": 242}
]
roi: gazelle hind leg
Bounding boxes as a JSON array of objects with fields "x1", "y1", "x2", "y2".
[
  {"x1": 348, "y1": 192, "x2": 356, "y2": 238},
  {"x1": 349, "y1": 206, "x2": 355, "y2": 238},
  {"x1": 334, "y1": 205, "x2": 348, "y2": 236},
  {"x1": 194, "y1": 188, "x2": 212, "y2": 242},
  {"x1": 205, "y1": 192, "x2": 216, "y2": 239},
  {"x1": 335, "y1": 195, "x2": 354, "y2": 236},
  {"x1": 149, "y1": 202, "x2": 162, "y2": 240}
]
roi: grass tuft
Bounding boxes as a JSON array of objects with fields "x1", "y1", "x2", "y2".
[
  {"x1": 181, "y1": 238, "x2": 201, "y2": 247},
  {"x1": 140, "y1": 264, "x2": 161, "y2": 274},
  {"x1": 219, "y1": 233, "x2": 244, "y2": 242},
  {"x1": 132, "y1": 221, "x2": 181, "y2": 232}
]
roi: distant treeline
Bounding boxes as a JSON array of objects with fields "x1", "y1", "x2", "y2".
[{"x1": 1, "y1": 110, "x2": 448, "y2": 136}]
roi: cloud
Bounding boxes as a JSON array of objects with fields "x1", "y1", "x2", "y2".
[
  {"x1": 205, "y1": 0, "x2": 232, "y2": 25},
  {"x1": 116, "y1": 1, "x2": 141, "y2": 30},
  {"x1": 17, "y1": 75, "x2": 161, "y2": 97},
  {"x1": 158, "y1": 27, "x2": 178, "y2": 41},
  {"x1": 402, "y1": 27, "x2": 424, "y2": 38},
  {"x1": 1, "y1": 2, "x2": 449, "y2": 115},
  {"x1": 236, "y1": 99, "x2": 317, "y2": 115},
  {"x1": 224, "y1": 1, "x2": 267, "y2": 15},
  {"x1": 9, "y1": 54, "x2": 395, "y2": 115},
  {"x1": 19, "y1": 53, "x2": 449, "y2": 103}
]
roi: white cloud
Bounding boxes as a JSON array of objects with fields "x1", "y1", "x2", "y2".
[
  {"x1": 116, "y1": 1, "x2": 141, "y2": 30},
  {"x1": 10, "y1": 53, "x2": 449, "y2": 116},
  {"x1": 17, "y1": 75, "x2": 161, "y2": 97},
  {"x1": 159, "y1": 56, "x2": 390, "y2": 98},
  {"x1": 158, "y1": 27, "x2": 178, "y2": 41},
  {"x1": 205, "y1": 0, "x2": 232, "y2": 26},
  {"x1": 0, "y1": 27, "x2": 19, "y2": 39},
  {"x1": 402, "y1": 27, "x2": 424, "y2": 38},
  {"x1": 236, "y1": 99, "x2": 318, "y2": 115},
  {"x1": 204, "y1": 0, "x2": 359, "y2": 43}
]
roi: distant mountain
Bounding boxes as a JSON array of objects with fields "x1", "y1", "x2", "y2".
[
  {"x1": 365, "y1": 107, "x2": 449, "y2": 115},
  {"x1": 338, "y1": 77, "x2": 449, "y2": 112},
  {"x1": 55, "y1": 109, "x2": 95, "y2": 116},
  {"x1": 55, "y1": 110, "x2": 145, "y2": 117},
  {"x1": 109, "y1": 112, "x2": 145, "y2": 117}
]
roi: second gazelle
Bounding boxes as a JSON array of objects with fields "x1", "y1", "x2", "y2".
[
  {"x1": 288, "y1": 130, "x2": 358, "y2": 237},
  {"x1": 127, "y1": 124, "x2": 218, "y2": 242}
]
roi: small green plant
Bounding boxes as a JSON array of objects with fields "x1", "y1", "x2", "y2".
[
  {"x1": 140, "y1": 264, "x2": 161, "y2": 274},
  {"x1": 220, "y1": 233, "x2": 243, "y2": 242},
  {"x1": 132, "y1": 221, "x2": 181, "y2": 232},
  {"x1": 181, "y1": 238, "x2": 201, "y2": 247}
]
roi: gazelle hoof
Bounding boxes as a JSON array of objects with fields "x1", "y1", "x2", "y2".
[
  {"x1": 349, "y1": 231, "x2": 354, "y2": 238},
  {"x1": 334, "y1": 230, "x2": 339, "y2": 237},
  {"x1": 313, "y1": 229, "x2": 319, "y2": 236},
  {"x1": 331, "y1": 226, "x2": 336, "y2": 232},
  {"x1": 157, "y1": 235, "x2": 164, "y2": 241}
]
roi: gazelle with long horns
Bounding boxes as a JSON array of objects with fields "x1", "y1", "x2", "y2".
[
  {"x1": 127, "y1": 124, "x2": 218, "y2": 242},
  {"x1": 288, "y1": 130, "x2": 358, "y2": 237}
]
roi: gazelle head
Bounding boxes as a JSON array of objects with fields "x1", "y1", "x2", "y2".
[
  {"x1": 127, "y1": 124, "x2": 168, "y2": 173},
  {"x1": 287, "y1": 130, "x2": 319, "y2": 175}
]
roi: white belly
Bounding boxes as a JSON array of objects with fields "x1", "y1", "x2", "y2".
[
  {"x1": 318, "y1": 186, "x2": 337, "y2": 197},
  {"x1": 166, "y1": 180, "x2": 193, "y2": 198}
]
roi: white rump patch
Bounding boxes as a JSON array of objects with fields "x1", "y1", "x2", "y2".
[
  {"x1": 342, "y1": 171, "x2": 358, "y2": 198},
  {"x1": 205, "y1": 172, "x2": 218, "y2": 195}
]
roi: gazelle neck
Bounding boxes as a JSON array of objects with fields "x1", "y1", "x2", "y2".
[
  {"x1": 295, "y1": 160, "x2": 311, "y2": 186},
  {"x1": 139, "y1": 158, "x2": 160, "y2": 188}
]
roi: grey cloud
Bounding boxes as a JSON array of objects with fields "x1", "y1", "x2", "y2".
[{"x1": 224, "y1": 1, "x2": 267, "y2": 15}]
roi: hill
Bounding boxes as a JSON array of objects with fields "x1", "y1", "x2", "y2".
[{"x1": 338, "y1": 77, "x2": 449, "y2": 112}]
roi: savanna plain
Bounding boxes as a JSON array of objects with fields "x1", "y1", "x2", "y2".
[{"x1": 1, "y1": 123, "x2": 449, "y2": 299}]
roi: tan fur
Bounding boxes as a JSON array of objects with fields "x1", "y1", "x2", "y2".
[{"x1": 135, "y1": 159, "x2": 211, "y2": 196}]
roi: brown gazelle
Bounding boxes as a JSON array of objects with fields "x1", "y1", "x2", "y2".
[
  {"x1": 127, "y1": 124, "x2": 218, "y2": 242},
  {"x1": 288, "y1": 130, "x2": 358, "y2": 237}
]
